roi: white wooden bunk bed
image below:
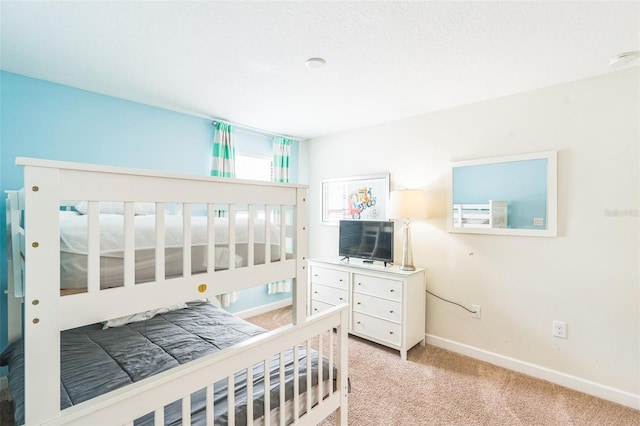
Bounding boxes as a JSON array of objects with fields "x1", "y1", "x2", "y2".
[
  {"x1": 2, "y1": 157, "x2": 348, "y2": 426},
  {"x1": 452, "y1": 200, "x2": 508, "y2": 229}
]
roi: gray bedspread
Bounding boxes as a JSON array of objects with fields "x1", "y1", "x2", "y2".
[{"x1": 0, "y1": 301, "x2": 329, "y2": 425}]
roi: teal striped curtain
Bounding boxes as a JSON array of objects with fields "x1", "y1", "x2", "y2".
[
  {"x1": 272, "y1": 136, "x2": 292, "y2": 183},
  {"x1": 211, "y1": 122, "x2": 236, "y2": 178},
  {"x1": 268, "y1": 136, "x2": 294, "y2": 295},
  {"x1": 211, "y1": 121, "x2": 238, "y2": 306}
]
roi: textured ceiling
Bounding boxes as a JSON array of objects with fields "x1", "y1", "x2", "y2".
[{"x1": 1, "y1": 1, "x2": 638, "y2": 139}]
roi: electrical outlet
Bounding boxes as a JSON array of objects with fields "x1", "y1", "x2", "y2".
[
  {"x1": 472, "y1": 304, "x2": 481, "y2": 319},
  {"x1": 553, "y1": 320, "x2": 567, "y2": 338}
]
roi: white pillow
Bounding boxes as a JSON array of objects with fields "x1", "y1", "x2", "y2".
[
  {"x1": 102, "y1": 303, "x2": 188, "y2": 329},
  {"x1": 75, "y1": 201, "x2": 156, "y2": 215}
]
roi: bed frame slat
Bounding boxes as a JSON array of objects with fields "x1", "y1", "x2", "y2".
[
  {"x1": 227, "y1": 374, "x2": 235, "y2": 424},
  {"x1": 263, "y1": 357, "x2": 271, "y2": 426},
  {"x1": 87, "y1": 201, "x2": 100, "y2": 293},
  {"x1": 247, "y1": 204, "x2": 255, "y2": 267},
  {"x1": 305, "y1": 338, "x2": 312, "y2": 415},
  {"x1": 279, "y1": 350, "x2": 286, "y2": 425},
  {"x1": 318, "y1": 333, "x2": 324, "y2": 406},
  {"x1": 329, "y1": 326, "x2": 335, "y2": 394},
  {"x1": 206, "y1": 384, "x2": 214, "y2": 426},
  {"x1": 182, "y1": 203, "x2": 192, "y2": 278},
  {"x1": 246, "y1": 366, "x2": 254, "y2": 426},
  {"x1": 207, "y1": 204, "x2": 216, "y2": 272},
  {"x1": 155, "y1": 202, "x2": 165, "y2": 282},
  {"x1": 280, "y1": 205, "x2": 287, "y2": 261},
  {"x1": 228, "y1": 204, "x2": 237, "y2": 270},
  {"x1": 181, "y1": 393, "x2": 191, "y2": 425},
  {"x1": 123, "y1": 202, "x2": 135, "y2": 287},
  {"x1": 154, "y1": 407, "x2": 164, "y2": 424},
  {"x1": 265, "y1": 204, "x2": 272, "y2": 264},
  {"x1": 293, "y1": 345, "x2": 300, "y2": 421}
]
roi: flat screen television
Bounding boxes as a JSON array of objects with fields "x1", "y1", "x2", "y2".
[{"x1": 339, "y1": 220, "x2": 394, "y2": 265}]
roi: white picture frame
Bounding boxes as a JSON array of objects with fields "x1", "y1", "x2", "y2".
[
  {"x1": 321, "y1": 173, "x2": 390, "y2": 225},
  {"x1": 447, "y1": 151, "x2": 557, "y2": 237}
]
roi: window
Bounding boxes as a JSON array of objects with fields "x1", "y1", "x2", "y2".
[{"x1": 235, "y1": 153, "x2": 272, "y2": 182}]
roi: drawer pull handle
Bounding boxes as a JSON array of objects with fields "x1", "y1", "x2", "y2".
[
  {"x1": 339, "y1": 279, "x2": 343, "y2": 282},
  {"x1": 314, "y1": 291, "x2": 318, "y2": 294},
  {"x1": 390, "y1": 289, "x2": 394, "y2": 292},
  {"x1": 357, "y1": 321, "x2": 361, "y2": 325},
  {"x1": 389, "y1": 310, "x2": 394, "y2": 314},
  {"x1": 313, "y1": 308, "x2": 318, "y2": 311},
  {"x1": 314, "y1": 274, "x2": 318, "y2": 277},
  {"x1": 358, "y1": 283, "x2": 362, "y2": 286},
  {"x1": 339, "y1": 297, "x2": 343, "y2": 301},
  {"x1": 357, "y1": 302, "x2": 361, "y2": 305},
  {"x1": 389, "y1": 331, "x2": 394, "y2": 335}
]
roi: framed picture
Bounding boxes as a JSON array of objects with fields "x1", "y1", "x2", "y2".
[{"x1": 321, "y1": 173, "x2": 390, "y2": 224}]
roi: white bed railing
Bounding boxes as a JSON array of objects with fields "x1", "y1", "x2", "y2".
[
  {"x1": 44, "y1": 305, "x2": 349, "y2": 426},
  {"x1": 4, "y1": 157, "x2": 348, "y2": 425}
]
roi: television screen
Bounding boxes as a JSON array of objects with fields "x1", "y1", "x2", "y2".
[{"x1": 339, "y1": 220, "x2": 394, "y2": 265}]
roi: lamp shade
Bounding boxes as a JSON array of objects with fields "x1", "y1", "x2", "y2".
[{"x1": 388, "y1": 189, "x2": 428, "y2": 219}]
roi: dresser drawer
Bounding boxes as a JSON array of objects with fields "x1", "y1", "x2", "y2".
[
  {"x1": 310, "y1": 265, "x2": 349, "y2": 290},
  {"x1": 311, "y1": 283, "x2": 348, "y2": 306},
  {"x1": 352, "y1": 292, "x2": 402, "y2": 323},
  {"x1": 352, "y1": 312, "x2": 401, "y2": 346},
  {"x1": 310, "y1": 299, "x2": 334, "y2": 315},
  {"x1": 353, "y1": 273, "x2": 402, "y2": 302}
]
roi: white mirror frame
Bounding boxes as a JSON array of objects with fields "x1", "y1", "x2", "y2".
[{"x1": 447, "y1": 151, "x2": 557, "y2": 237}]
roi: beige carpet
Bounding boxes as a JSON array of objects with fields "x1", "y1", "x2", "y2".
[
  {"x1": 246, "y1": 307, "x2": 640, "y2": 426},
  {"x1": 2, "y1": 307, "x2": 638, "y2": 426}
]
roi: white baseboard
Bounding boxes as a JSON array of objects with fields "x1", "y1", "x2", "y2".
[
  {"x1": 426, "y1": 334, "x2": 640, "y2": 410},
  {"x1": 235, "y1": 299, "x2": 293, "y2": 319}
]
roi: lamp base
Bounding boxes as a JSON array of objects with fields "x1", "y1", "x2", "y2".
[{"x1": 399, "y1": 221, "x2": 415, "y2": 271}]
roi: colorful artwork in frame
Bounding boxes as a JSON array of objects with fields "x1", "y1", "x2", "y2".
[{"x1": 321, "y1": 173, "x2": 390, "y2": 224}]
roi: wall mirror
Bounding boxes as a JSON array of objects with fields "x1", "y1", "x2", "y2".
[{"x1": 447, "y1": 151, "x2": 557, "y2": 237}]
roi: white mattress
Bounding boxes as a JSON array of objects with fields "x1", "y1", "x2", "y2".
[
  {"x1": 58, "y1": 211, "x2": 282, "y2": 289},
  {"x1": 59, "y1": 211, "x2": 280, "y2": 256}
]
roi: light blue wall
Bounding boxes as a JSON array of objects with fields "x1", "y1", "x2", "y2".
[
  {"x1": 452, "y1": 158, "x2": 548, "y2": 229},
  {"x1": 0, "y1": 71, "x2": 293, "y2": 354}
]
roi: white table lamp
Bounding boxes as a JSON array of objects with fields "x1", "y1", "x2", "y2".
[{"x1": 388, "y1": 189, "x2": 427, "y2": 271}]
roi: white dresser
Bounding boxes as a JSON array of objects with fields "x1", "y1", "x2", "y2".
[{"x1": 308, "y1": 258, "x2": 426, "y2": 360}]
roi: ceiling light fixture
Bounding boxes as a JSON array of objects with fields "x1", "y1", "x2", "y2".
[
  {"x1": 305, "y1": 57, "x2": 326, "y2": 68},
  {"x1": 608, "y1": 51, "x2": 640, "y2": 68}
]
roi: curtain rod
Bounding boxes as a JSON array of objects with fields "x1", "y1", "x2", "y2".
[{"x1": 211, "y1": 118, "x2": 297, "y2": 141}]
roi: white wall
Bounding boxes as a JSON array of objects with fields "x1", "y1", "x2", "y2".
[{"x1": 306, "y1": 68, "x2": 639, "y2": 406}]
